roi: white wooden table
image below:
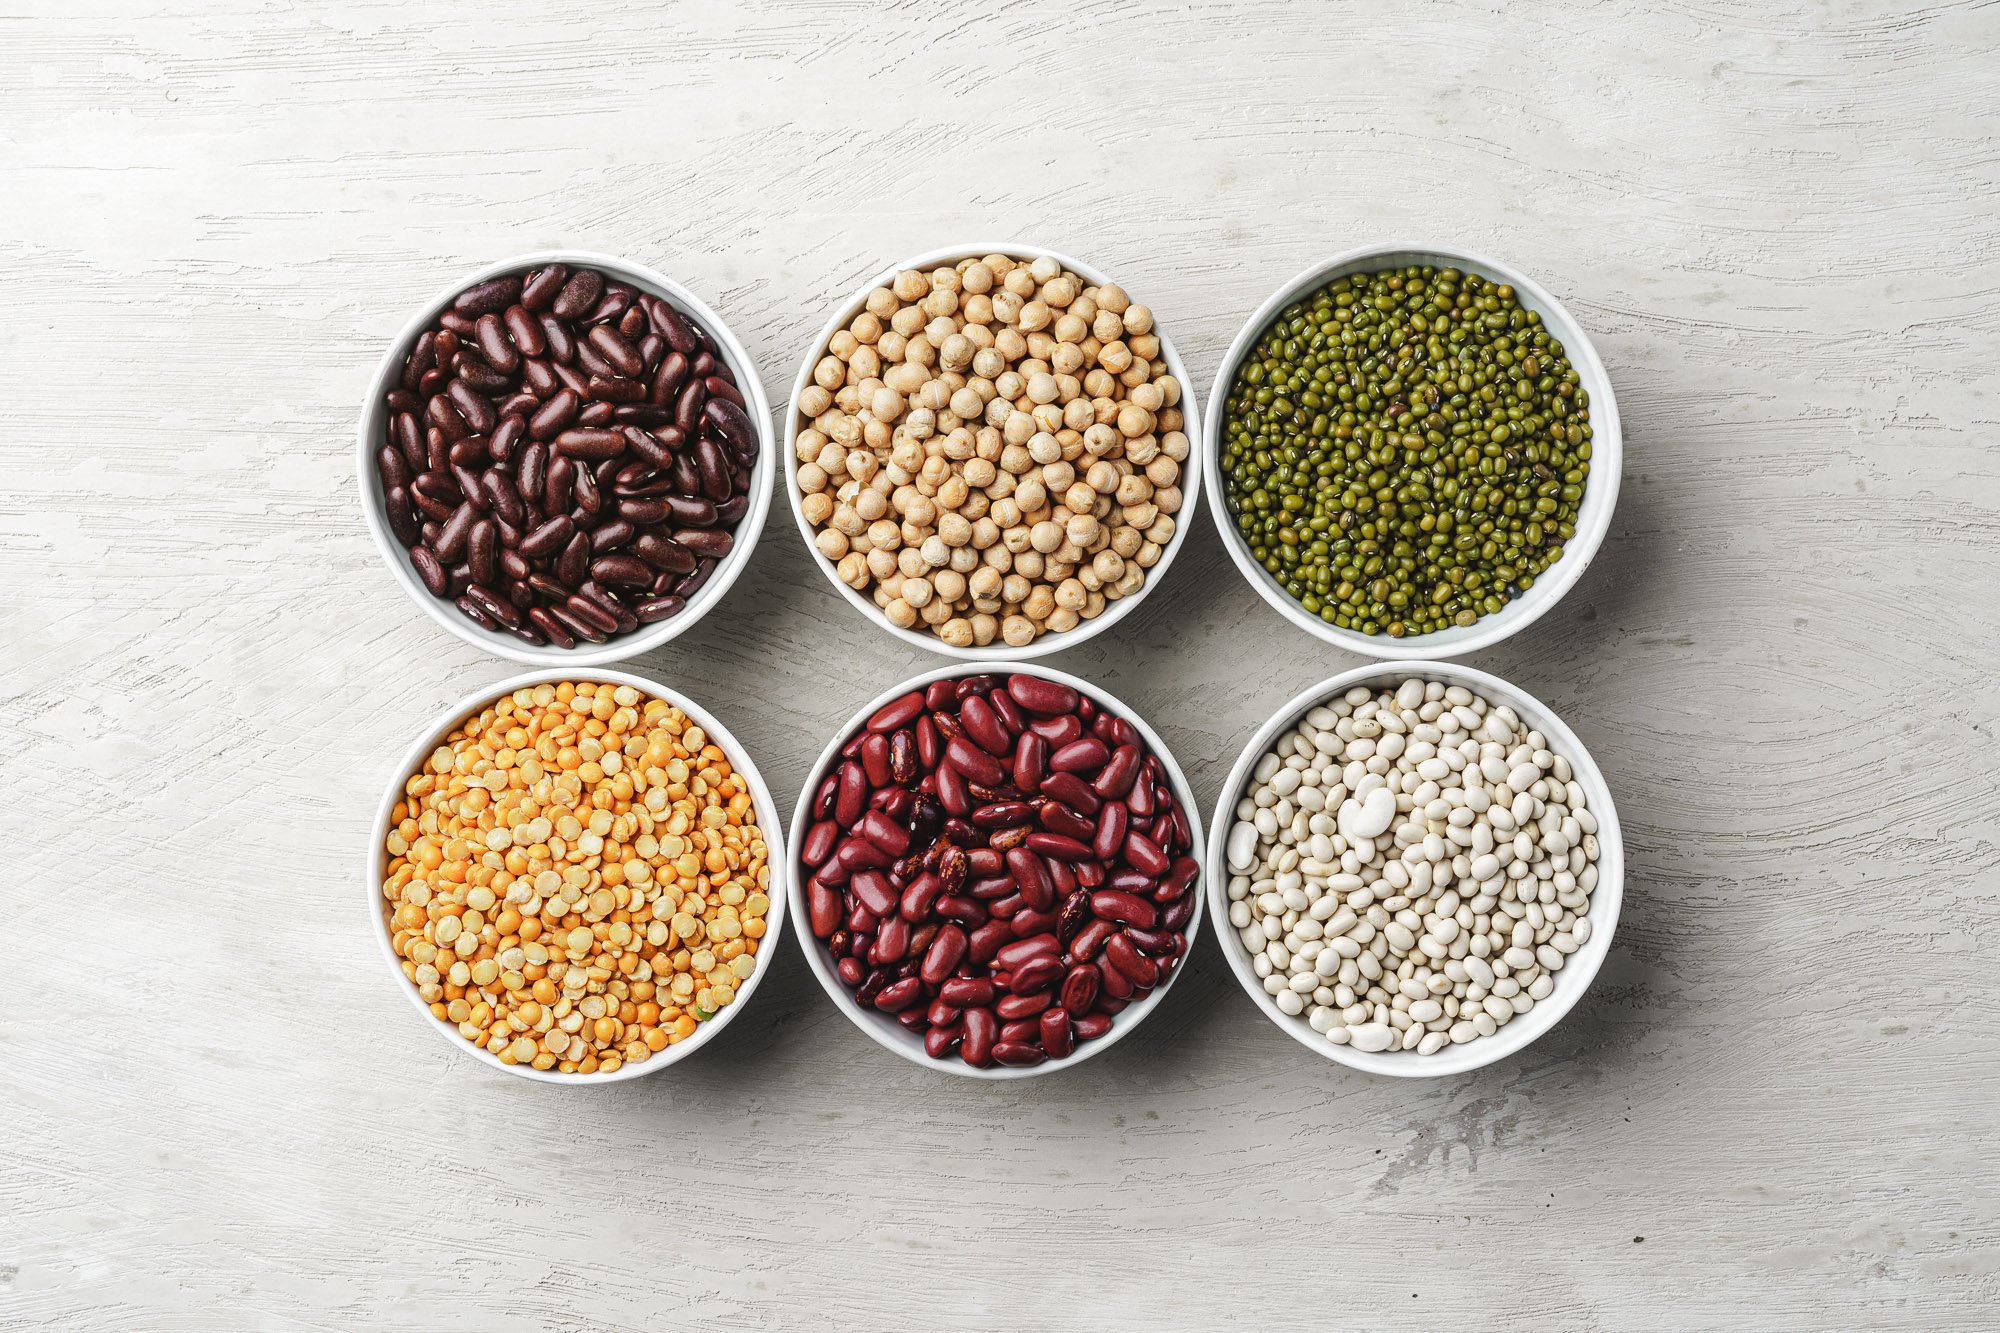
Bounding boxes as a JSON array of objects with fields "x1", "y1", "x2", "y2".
[{"x1": 5, "y1": 2, "x2": 1996, "y2": 1328}]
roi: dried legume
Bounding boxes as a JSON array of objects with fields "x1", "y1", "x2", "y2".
[
  {"x1": 1220, "y1": 266, "x2": 1590, "y2": 636},
  {"x1": 1225, "y1": 678, "x2": 1600, "y2": 1055},
  {"x1": 802, "y1": 671, "x2": 1199, "y2": 1068},
  {"x1": 794, "y1": 254, "x2": 1188, "y2": 649},
  {"x1": 381, "y1": 680, "x2": 770, "y2": 1073}
]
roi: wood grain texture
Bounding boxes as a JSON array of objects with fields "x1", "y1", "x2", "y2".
[{"x1": 3, "y1": 0, "x2": 1996, "y2": 1328}]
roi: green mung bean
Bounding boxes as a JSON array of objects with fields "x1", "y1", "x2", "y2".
[{"x1": 1220, "y1": 265, "x2": 1591, "y2": 637}]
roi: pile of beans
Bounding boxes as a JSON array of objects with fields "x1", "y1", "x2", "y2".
[
  {"x1": 1224, "y1": 678, "x2": 1599, "y2": 1055},
  {"x1": 801, "y1": 672, "x2": 1199, "y2": 1068},
  {"x1": 377, "y1": 263, "x2": 759, "y2": 647},
  {"x1": 794, "y1": 254, "x2": 1189, "y2": 649},
  {"x1": 381, "y1": 680, "x2": 771, "y2": 1074},
  {"x1": 1219, "y1": 265, "x2": 1591, "y2": 637}
]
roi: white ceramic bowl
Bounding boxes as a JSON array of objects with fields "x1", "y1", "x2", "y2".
[
  {"x1": 1206, "y1": 660, "x2": 1622, "y2": 1077},
  {"x1": 366, "y1": 668, "x2": 788, "y2": 1083},
  {"x1": 783, "y1": 243, "x2": 1203, "y2": 661},
  {"x1": 357, "y1": 250, "x2": 774, "y2": 667},
  {"x1": 789, "y1": 660, "x2": 1205, "y2": 1078},
  {"x1": 1202, "y1": 243, "x2": 1622, "y2": 660}
]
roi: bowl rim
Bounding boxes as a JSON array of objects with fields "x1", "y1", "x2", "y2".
[
  {"x1": 787, "y1": 659, "x2": 1206, "y2": 1078},
  {"x1": 781, "y1": 241, "x2": 1204, "y2": 661},
  {"x1": 1203, "y1": 659, "x2": 1623, "y2": 1077},
  {"x1": 355, "y1": 249, "x2": 775, "y2": 667},
  {"x1": 364, "y1": 667, "x2": 790, "y2": 1083},
  {"x1": 1200, "y1": 241, "x2": 1623, "y2": 660}
]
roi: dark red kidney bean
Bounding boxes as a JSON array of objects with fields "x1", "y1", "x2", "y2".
[
  {"x1": 924, "y1": 680, "x2": 959, "y2": 711},
  {"x1": 562, "y1": 593, "x2": 618, "y2": 636},
  {"x1": 427, "y1": 393, "x2": 470, "y2": 442},
  {"x1": 591, "y1": 284, "x2": 636, "y2": 325},
  {"x1": 661, "y1": 493, "x2": 716, "y2": 527},
  {"x1": 553, "y1": 427, "x2": 623, "y2": 460},
  {"x1": 434, "y1": 503, "x2": 476, "y2": 562},
  {"x1": 521, "y1": 357, "x2": 559, "y2": 398},
  {"x1": 464, "y1": 583, "x2": 521, "y2": 629},
  {"x1": 835, "y1": 957, "x2": 864, "y2": 987},
  {"x1": 410, "y1": 484, "x2": 456, "y2": 524},
  {"x1": 520, "y1": 264, "x2": 567, "y2": 311},
  {"x1": 834, "y1": 761, "x2": 868, "y2": 827},
  {"x1": 857, "y1": 732, "x2": 891, "y2": 788},
  {"x1": 524, "y1": 605, "x2": 573, "y2": 648},
  {"x1": 960, "y1": 1008, "x2": 998, "y2": 1068},
  {"x1": 671, "y1": 557, "x2": 718, "y2": 599},
  {"x1": 502, "y1": 304, "x2": 546, "y2": 357},
  {"x1": 455, "y1": 592, "x2": 498, "y2": 630},
  {"x1": 637, "y1": 596, "x2": 689, "y2": 629},
  {"x1": 1039, "y1": 1009, "x2": 1074, "y2": 1059},
  {"x1": 673, "y1": 527, "x2": 733, "y2": 557},
  {"x1": 650, "y1": 299, "x2": 699, "y2": 355},
  {"x1": 393, "y1": 412, "x2": 426, "y2": 473},
  {"x1": 410, "y1": 544, "x2": 448, "y2": 595},
  {"x1": 380, "y1": 446, "x2": 416, "y2": 492},
  {"x1": 1009, "y1": 955, "x2": 1062, "y2": 995},
  {"x1": 995, "y1": 992, "x2": 1051, "y2": 1021},
  {"x1": 467, "y1": 518, "x2": 497, "y2": 584},
  {"x1": 933, "y1": 760, "x2": 971, "y2": 818},
  {"x1": 453, "y1": 275, "x2": 520, "y2": 317},
  {"x1": 1075, "y1": 860, "x2": 1105, "y2": 889},
  {"x1": 1090, "y1": 801, "x2": 1128, "y2": 863},
  {"x1": 856, "y1": 809, "x2": 910, "y2": 856},
  {"x1": 401, "y1": 331, "x2": 437, "y2": 391},
  {"x1": 628, "y1": 534, "x2": 693, "y2": 575},
  {"x1": 703, "y1": 374, "x2": 745, "y2": 408},
  {"x1": 692, "y1": 434, "x2": 731, "y2": 502},
  {"x1": 997, "y1": 847, "x2": 1047, "y2": 912},
  {"x1": 649, "y1": 350, "x2": 690, "y2": 405},
  {"x1": 1124, "y1": 926, "x2": 1179, "y2": 956},
  {"x1": 488, "y1": 413, "x2": 525, "y2": 466},
  {"x1": 1006, "y1": 675, "x2": 1079, "y2": 717},
  {"x1": 938, "y1": 980, "x2": 993, "y2": 1014},
  {"x1": 924, "y1": 998, "x2": 960, "y2": 1028},
  {"x1": 971, "y1": 801, "x2": 1034, "y2": 830},
  {"x1": 1160, "y1": 894, "x2": 1197, "y2": 934},
  {"x1": 935, "y1": 895, "x2": 984, "y2": 927},
  {"x1": 997, "y1": 1019, "x2": 1040, "y2": 1046},
  {"x1": 910, "y1": 714, "x2": 940, "y2": 771},
  {"x1": 1011, "y1": 732, "x2": 1046, "y2": 792},
  {"x1": 1049, "y1": 737, "x2": 1109, "y2": 775},
  {"x1": 993, "y1": 933, "x2": 1058, "y2": 971},
  {"x1": 958, "y1": 695, "x2": 1011, "y2": 756},
  {"x1": 552, "y1": 530, "x2": 588, "y2": 588},
  {"x1": 618, "y1": 497, "x2": 668, "y2": 524},
  {"x1": 675, "y1": 378, "x2": 708, "y2": 435},
  {"x1": 550, "y1": 268, "x2": 603, "y2": 320},
  {"x1": 384, "y1": 487, "x2": 422, "y2": 545},
  {"x1": 450, "y1": 463, "x2": 488, "y2": 512},
  {"x1": 528, "y1": 388, "x2": 579, "y2": 441},
  {"x1": 475, "y1": 313, "x2": 520, "y2": 373},
  {"x1": 517, "y1": 514, "x2": 573, "y2": 559},
  {"x1": 587, "y1": 324, "x2": 644, "y2": 378},
  {"x1": 540, "y1": 314, "x2": 576, "y2": 365},
  {"x1": 590, "y1": 519, "x2": 635, "y2": 553},
  {"x1": 446, "y1": 379, "x2": 497, "y2": 434},
  {"x1": 588, "y1": 554, "x2": 652, "y2": 588},
  {"x1": 586, "y1": 372, "x2": 645, "y2": 404},
  {"x1": 703, "y1": 396, "x2": 758, "y2": 461}
]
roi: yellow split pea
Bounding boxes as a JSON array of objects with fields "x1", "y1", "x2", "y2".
[{"x1": 380, "y1": 681, "x2": 770, "y2": 1074}]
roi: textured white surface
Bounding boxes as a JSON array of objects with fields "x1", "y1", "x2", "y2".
[{"x1": 4, "y1": 2, "x2": 1997, "y2": 1329}]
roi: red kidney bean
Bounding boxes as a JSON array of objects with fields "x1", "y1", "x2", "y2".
[
  {"x1": 378, "y1": 263, "x2": 757, "y2": 643},
  {"x1": 1008, "y1": 955, "x2": 1061, "y2": 995},
  {"x1": 1049, "y1": 737, "x2": 1109, "y2": 775},
  {"x1": 1038, "y1": 802, "x2": 1095, "y2": 843},
  {"x1": 961, "y1": 1007, "x2": 998, "y2": 1067},
  {"x1": 805, "y1": 670, "x2": 1193, "y2": 1068},
  {"x1": 1006, "y1": 675, "x2": 1078, "y2": 717},
  {"x1": 1040, "y1": 1008, "x2": 1074, "y2": 1059}
]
